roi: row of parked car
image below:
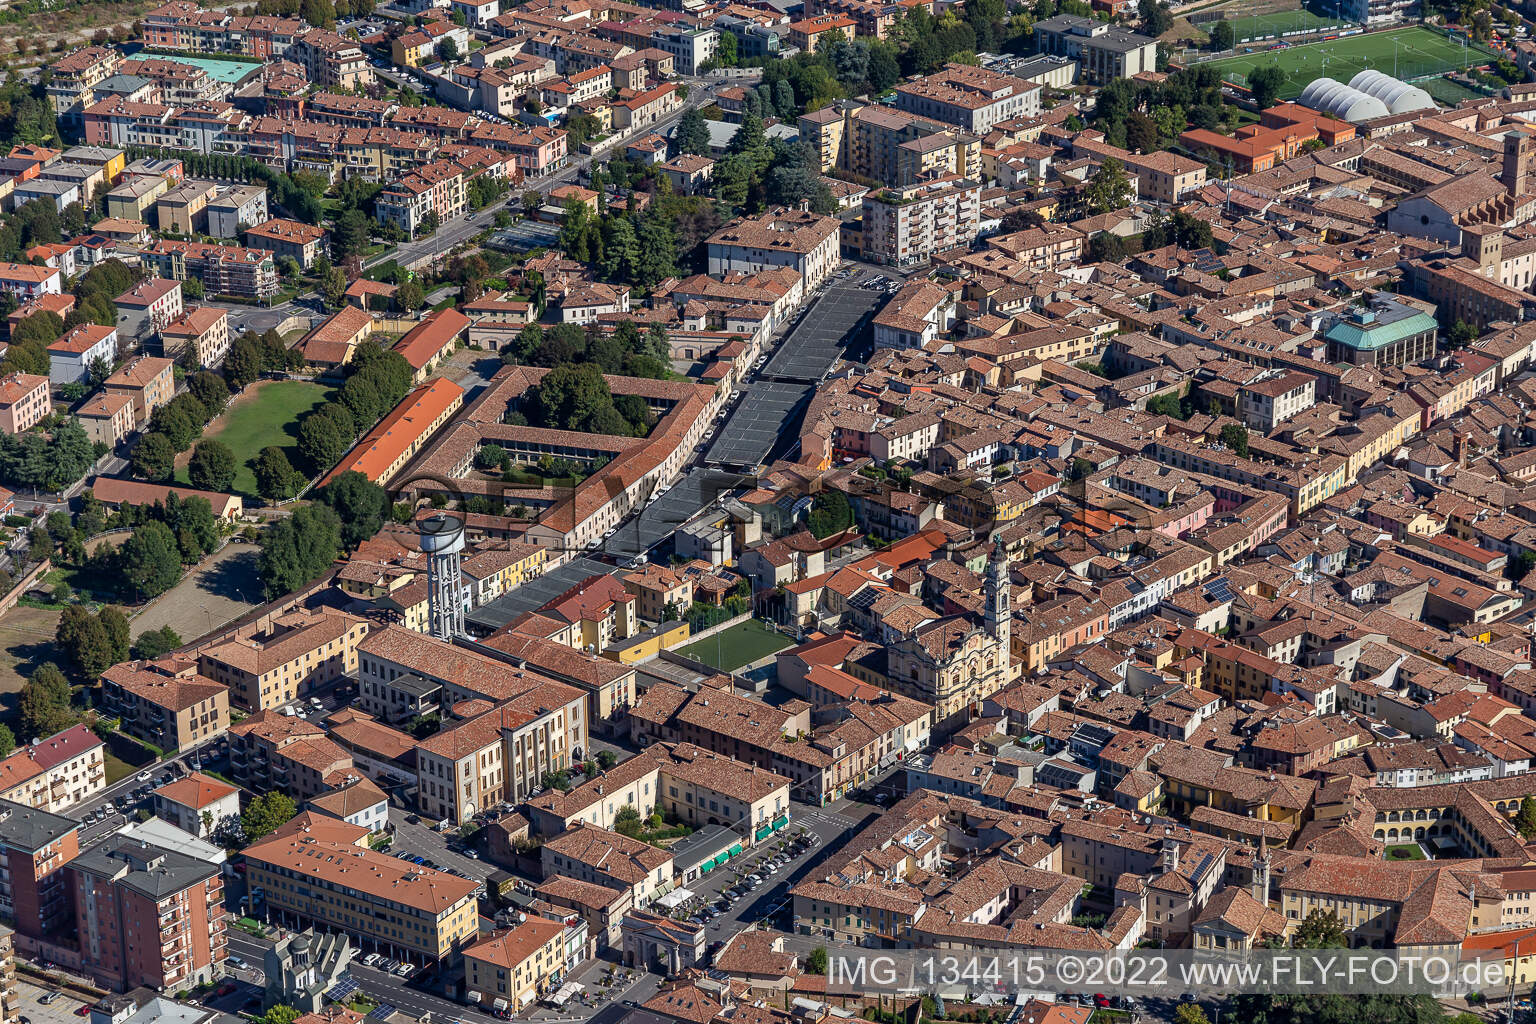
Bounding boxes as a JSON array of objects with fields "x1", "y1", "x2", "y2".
[
  {"x1": 359, "y1": 953, "x2": 415, "y2": 978},
  {"x1": 391, "y1": 850, "x2": 488, "y2": 897}
]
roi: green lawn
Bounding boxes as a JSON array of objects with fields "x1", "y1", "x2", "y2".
[
  {"x1": 677, "y1": 619, "x2": 793, "y2": 672},
  {"x1": 176, "y1": 381, "x2": 333, "y2": 498},
  {"x1": 104, "y1": 752, "x2": 135, "y2": 786},
  {"x1": 1202, "y1": 26, "x2": 1496, "y2": 100},
  {"x1": 1385, "y1": 843, "x2": 1426, "y2": 861}
]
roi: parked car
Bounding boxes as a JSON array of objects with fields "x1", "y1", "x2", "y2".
[{"x1": 39, "y1": 992, "x2": 62, "y2": 1005}]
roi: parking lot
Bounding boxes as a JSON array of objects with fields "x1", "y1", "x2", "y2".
[{"x1": 15, "y1": 977, "x2": 92, "y2": 1024}]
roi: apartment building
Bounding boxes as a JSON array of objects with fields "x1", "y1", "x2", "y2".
[
  {"x1": 785, "y1": 11, "x2": 854, "y2": 52},
  {"x1": 376, "y1": 159, "x2": 468, "y2": 236},
  {"x1": 0, "y1": 725, "x2": 106, "y2": 815},
  {"x1": 152, "y1": 772, "x2": 240, "y2": 838},
  {"x1": 47, "y1": 324, "x2": 118, "y2": 385},
  {"x1": 245, "y1": 218, "x2": 327, "y2": 271},
  {"x1": 526, "y1": 740, "x2": 792, "y2": 838},
  {"x1": 228, "y1": 712, "x2": 356, "y2": 801},
  {"x1": 861, "y1": 173, "x2": 982, "y2": 267},
  {"x1": 115, "y1": 278, "x2": 184, "y2": 340},
  {"x1": 0, "y1": 925, "x2": 17, "y2": 1024},
  {"x1": 628, "y1": 682, "x2": 931, "y2": 805},
  {"x1": 71, "y1": 838, "x2": 226, "y2": 993},
  {"x1": 894, "y1": 63, "x2": 1042, "y2": 134},
  {"x1": 206, "y1": 184, "x2": 269, "y2": 239},
  {"x1": 1238, "y1": 371, "x2": 1317, "y2": 432},
  {"x1": 0, "y1": 374, "x2": 50, "y2": 435},
  {"x1": 707, "y1": 208, "x2": 841, "y2": 291},
  {"x1": 357, "y1": 627, "x2": 588, "y2": 823},
  {"x1": 76, "y1": 392, "x2": 136, "y2": 447},
  {"x1": 542, "y1": 824, "x2": 674, "y2": 904},
  {"x1": 45, "y1": 46, "x2": 123, "y2": 130},
  {"x1": 0, "y1": 800, "x2": 79, "y2": 942},
  {"x1": 140, "y1": 240, "x2": 279, "y2": 302},
  {"x1": 800, "y1": 103, "x2": 980, "y2": 185},
  {"x1": 194, "y1": 607, "x2": 372, "y2": 711},
  {"x1": 0, "y1": 263, "x2": 61, "y2": 299},
  {"x1": 243, "y1": 828, "x2": 478, "y2": 964},
  {"x1": 1034, "y1": 15, "x2": 1157, "y2": 82},
  {"x1": 160, "y1": 306, "x2": 231, "y2": 368},
  {"x1": 290, "y1": 28, "x2": 374, "y2": 91},
  {"x1": 154, "y1": 179, "x2": 218, "y2": 235},
  {"x1": 100, "y1": 661, "x2": 231, "y2": 753},
  {"x1": 462, "y1": 918, "x2": 569, "y2": 1013},
  {"x1": 103, "y1": 356, "x2": 175, "y2": 424}
]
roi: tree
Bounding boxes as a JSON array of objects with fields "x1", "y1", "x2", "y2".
[
  {"x1": 322, "y1": 266, "x2": 348, "y2": 310},
  {"x1": 1172, "y1": 1005, "x2": 1209, "y2": 1024},
  {"x1": 258, "y1": 503, "x2": 342, "y2": 599},
  {"x1": 131, "y1": 433, "x2": 176, "y2": 483},
  {"x1": 807, "y1": 490, "x2": 853, "y2": 538},
  {"x1": 438, "y1": 35, "x2": 459, "y2": 62},
  {"x1": 181, "y1": 276, "x2": 205, "y2": 300},
  {"x1": 614, "y1": 804, "x2": 643, "y2": 837},
  {"x1": 132, "y1": 625, "x2": 183, "y2": 660},
  {"x1": 120, "y1": 520, "x2": 183, "y2": 599},
  {"x1": 189, "y1": 372, "x2": 230, "y2": 417},
  {"x1": 99, "y1": 606, "x2": 131, "y2": 664},
  {"x1": 298, "y1": 405, "x2": 356, "y2": 473},
  {"x1": 57, "y1": 605, "x2": 115, "y2": 677},
  {"x1": 1138, "y1": 0, "x2": 1172, "y2": 35},
  {"x1": 1248, "y1": 65, "x2": 1285, "y2": 109},
  {"x1": 397, "y1": 279, "x2": 425, "y2": 312},
  {"x1": 597, "y1": 749, "x2": 618, "y2": 769},
  {"x1": 1292, "y1": 908, "x2": 1347, "y2": 949},
  {"x1": 1219, "y1": 423, "x2": 1250, "y2": 458},
  {"x1": 807, "y1": 946, "x2": 828, "y2": 975},
  {"x1": 317, "y1": 471, "x2": 389, "y2": 550},
  {"x1": 225, "y1": 333, "x2": 265, "y2": 390},
  {"x1": 0, "y1": 724, "x2": 16, "y2": 757},
  {"x1": 18, "y1": 663, "x2": 76, "y2": 740},
  {"x1": 1084, "y1": 157, "x2": 1133, "y2": 214},
  {"x1": 188, "y1": 440, "x2": 236, "y2": 492},
  {"x1": 242, "y1": 792, "x2": 298, "y2": 843},
  {"x1": 253, "y1": 446, "x2": 303, "y2": 502},
  {"x1": 1209, "y1": 19, "x2": 1234, "y2": 50},
  {"x1": 1446, "y1": 319, "x2": 1478, "y2": 348}
]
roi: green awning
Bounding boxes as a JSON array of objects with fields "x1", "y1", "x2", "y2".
[
  {"x1": 700, "y1": 857, "x2": 716, "y2": 872},
  {"x1": 729, "y1": 843, "x2": 743, "y2": 856},
  {"x1": 755, "y1": 825, "x2": 771, "y2": 840},
  {"x1": 771, "y1": 814, "x2": 790, "y2": 830}
]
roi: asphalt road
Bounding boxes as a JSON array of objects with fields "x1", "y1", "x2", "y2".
[
  {"x1": 68, "y1": 739, "x2": 228, "y2": 851},
  {"x1": 378, "y1": 78, "x2": 721, "y2": 276}
]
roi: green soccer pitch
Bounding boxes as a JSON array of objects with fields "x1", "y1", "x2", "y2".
[{"x1": 1201, "y1": 25, "x2": 1496, "y2": 100}]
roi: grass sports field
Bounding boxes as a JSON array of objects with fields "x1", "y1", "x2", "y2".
[
  {"x1": 1227, "y1": 8, "x2": 1348, "y2": 44},
  {"x1": 176, "y1": 380, "x2": 332, "y2": 497},
  {"x1": 1203, "y1": 25, "x2": 1495, "y2": 100}
]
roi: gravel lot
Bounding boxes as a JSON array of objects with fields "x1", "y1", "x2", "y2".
[{"x1": 130, "y1": 542, "x2": 264, "y2": 646}]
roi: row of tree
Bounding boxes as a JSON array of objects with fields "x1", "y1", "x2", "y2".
[
  {"x1": 501, "y1": 320, "x2": 672, "y2": 381},
  {"x1": 257, "y1": 471, "x2": 391, "y2": 597}
]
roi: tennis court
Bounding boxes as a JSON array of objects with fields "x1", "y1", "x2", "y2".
[{"x1": 1203, "y1": 25, "x2": 1495, "y2": 99}]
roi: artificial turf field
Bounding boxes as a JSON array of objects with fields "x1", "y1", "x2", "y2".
[{"x1": 1201, "y1": 25, "x2": 1496, "y2": 100}]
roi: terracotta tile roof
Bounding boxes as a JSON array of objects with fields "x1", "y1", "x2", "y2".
[{"x1": 153, "y1": 771, "x2": 237, "y2": 810}]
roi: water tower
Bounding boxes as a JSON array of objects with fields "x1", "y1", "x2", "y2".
[{"x1": 419, "y1": 513, "x2": 467, "y2": 641}]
